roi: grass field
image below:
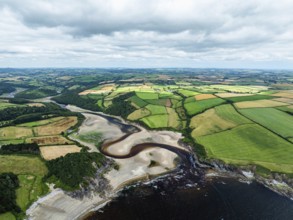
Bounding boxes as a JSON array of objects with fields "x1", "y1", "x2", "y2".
[
  {"x1": 140, "y1": 114, "x2": 169, "y2": 128},
  {"x1": 145, "y1": 104, "x2": 167, "y2": 115},
  {"x1": 128, "y1": 95, "x2": 148, "y2": 108},
  {"x1": 184, "y1": 98, "x2": 226, "y2": 115},
  {"x1": 166, "y1": 107, "x2": 181, "y2": 129},
  {"x1": 0, "y1": 100, "x2": 18, "y2": 109},
  {"x1": 0, "y1": 212, "x2": 15, "y2": 220},
  {"x1": 177, "y1": 89, "x2": 200, "y2": 97},
  {"x1": 277, "y1": 105, "x2": 293, "y2": 113},
  {"x1": 184, "y1": 96, "x2": 195, "y2": 103},
  {"x1": 136, "y1": 91, "x2": 159, "y2": 100},
  {"x1": 234, "y1": 99, "x2": 288, "y2": 108},
  {"x1": 103, "y1": 100, "x2": 112, "y2": 108},
  {"x1": 127, "y1": 108, "x2": 150, "y2": 120},
  {"x1": 171, "y1": 98, "x2": 180, "y2": 107},
  {"x1": 0, "y1": 155, "x2": 47, "y2": 175},
  {"x1": 97, "y1": 99, "x2": 103, "y2": 109},
  {"x1": 16, "y1": 175, "x2": 36, "y2": 211},
  {"x1": 16, "y1": 174, "x2": 48, "y2": 212},
  {"x1": 145, "y1": 98, "x2": 170, "y2": 106},
  {"x1": 199, "y1": 85, "x2": 268, "y2": 93},
  {"x1": 17, "y1": 117, "x2": 63, "y2": 127},
  {"x1": 215, "y1": 104, "x2": 252, "y2": 125},
  {"x1": 190, "y1": 108, "x2": 236, "y2": 137},
  {"x1": 221, "y1": 94, "x2": 275, "y2": 103},
  {"x1": 239, "y1": 108, "x2": 293, "y2": 138},
  {"x1": 0, "y1": 139, "x2": 24, "y2": 145},
  {"x1": 196, "y1": 124, "x2": 293, "y2": 173},
  {"x1": 0, "y1": 126, "x2": 33, "y2": 140}
]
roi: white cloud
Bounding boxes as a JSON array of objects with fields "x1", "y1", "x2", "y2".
[{"x1": 0, "y1": 0, "x2": 292, "y2": 68}]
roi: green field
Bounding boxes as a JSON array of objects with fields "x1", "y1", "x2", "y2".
[
  {"x1": 0, "y1": 212, "x2": 15, "y2": 220},
  {"x1": 177, "y1": 89, "x2": 199, "y2": 97},
  {"x1": 184, "y1": 98, "x2": 226, "y2": 115},
  {"x1": 159, "y1": 93, "x2": 181, "y2": 100},
  {"x1": 215, "y1": 104, "x2": 252, "y2": 125},
  {"x1": 196, "y1": 124, "x2": 293, "y2": 173},
  {"x1": 145, "y1": 104, "x2": 167, "y2": 115},
  {"x1": 0, "y1": 139, "x2": 24, "y2": 145},
  {"x1": 15, "y1": 175, "x2": 47, "y2": 212},
  {"x1": 16, "y1": 117, "x2": 63, "y2": 127},
  {"x1": 190, "y1": 108, "x2": 236, "y2": 137},
  {"x1": 239, "y1": 108, "x2": 293, "y2": 138},
  {"x1": 136, "y1": 91, "x2": 159, "y2": 100},
  {"x1": 140, "y1": 114, "x2": 169, "y2": 128},
  {"x1": 0, "y1": 156, "x2": 48, "y2": 215},
  {"x1": 0, "y1": 155, "x2": 48, "y2": 175},
  {"x1": 16, "y1": 175, "x2": 36, "y2": 211},
  {"x1": 0, "y1": 100, "x2": 17, "y2": 109},
  {"x1": 199, "y1": 85, "x2": 268, "y2": 93},
  {"x1": 127, "y1": 108, "x2": 150, "y2": 120},
  {"x1": 184, "y1": 96, "x2": 195, "y2": 103},
  {"x1": 222, "y1": 95, "x2": 274, "y2": 103},
  {"x1": 276, "y1": 105, "x2": 293, "y2": 114},
  {"x1": 128, "y1": 95, "x2": 148, "y2": 108},
  {"x1": 97, "y1": 99, "x2": 103, "y2": 109},
  {"x1": 144, "y1": 98, "x2": 169, "y2": 106}
]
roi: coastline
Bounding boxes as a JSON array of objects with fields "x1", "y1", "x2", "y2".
[
  {"x1": 26, "y1": 104, "x2": 293, "y2": 220},
  {"x1": 26, "y1": 106, "x2": 185, "y2": 220}
]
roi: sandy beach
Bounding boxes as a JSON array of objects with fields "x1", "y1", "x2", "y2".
[{"x1": 26, "y1": 106, "x2": 185, "y2": 220}]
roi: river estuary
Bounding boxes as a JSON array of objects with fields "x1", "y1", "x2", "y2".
[
  {"x1": 79, "y1": 107, "x2": 293, "y2": 220},
  {"x1": 27, "y1": 104, "x2": 293, "y2": 220}
]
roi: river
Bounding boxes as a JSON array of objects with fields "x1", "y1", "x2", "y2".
[
  {"x1": 80, "y1": 108, "x2": 293, "y2": 220},
  {"x1": 27, "y1": 103, "x2": 293, "y2": 220}
]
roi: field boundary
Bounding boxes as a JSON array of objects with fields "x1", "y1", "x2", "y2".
[{"x1": 232, "y1": 104, "x2": 293, "y2": 144}]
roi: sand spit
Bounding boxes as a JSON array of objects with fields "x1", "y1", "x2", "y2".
[{"x1": 27, "y1": 106, "x2": 185, "y2": 220}]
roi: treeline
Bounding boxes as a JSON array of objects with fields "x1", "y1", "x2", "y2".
[
  {"x1": 105, "y1": 92, "x2": 136, "y2": 118},
  {"x1": 0, "y1": 105, "x2": 49, "y2": 122},
  {"x1": 0, "y1": 173, "x2": 20, "y2": 214},
  {"x1": 8, "y1": 98, "x2": 30, "y2": 104},
  {"x1": 52, "y1": 92, "x2": 101, "y2": 111},
  {"x1": 181, "y1": 127, "x2": 207, "y2": 159},
  {"x1": 0, "y1": 103, "x2": 84, "y2": 127},
  {"x1": 45, "y1": 152, "x2": 106, "y2": 190},
  {"x1": 0, "y1": 83, "x2": 16, "y2": 95},
  {"x1": 15, "y1": 88, "x2": 58, "y2": 99},
  {"x1": 0, "y1": 143, "x2": 39, "y2": 155}
]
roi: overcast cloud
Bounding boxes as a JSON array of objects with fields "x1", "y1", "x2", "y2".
[{"x1": 0, "y1": 0, "x2": 293, "y2": 68}]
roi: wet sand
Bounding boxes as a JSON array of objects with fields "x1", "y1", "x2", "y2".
[{"x1": 27, "y1": 106, "x2": 185, "y2": 220}]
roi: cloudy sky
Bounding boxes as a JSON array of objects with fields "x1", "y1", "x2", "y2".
[{"x1": 0, "y1": 0, "x2": 293, "y2": 69}]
